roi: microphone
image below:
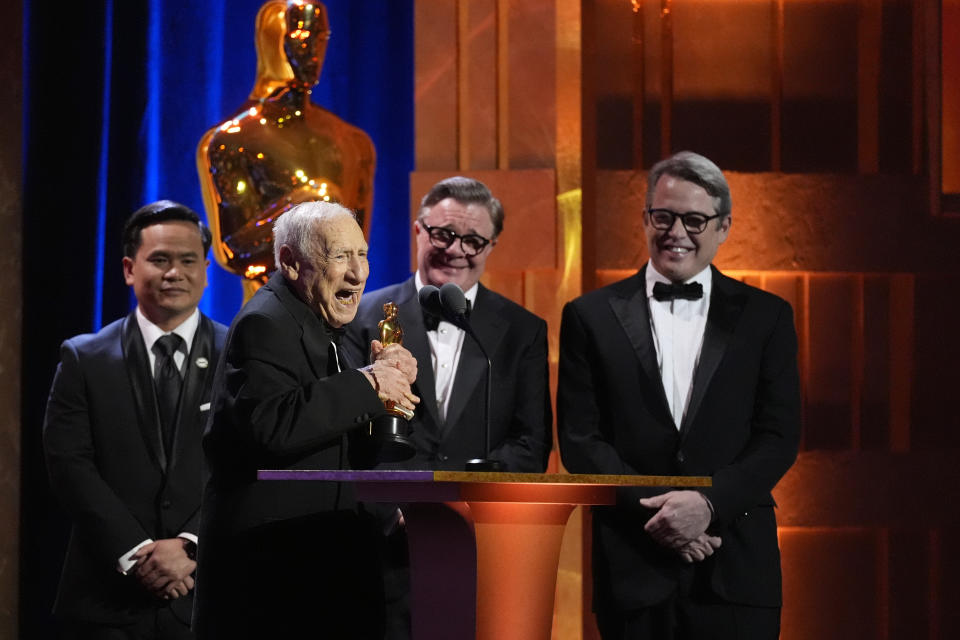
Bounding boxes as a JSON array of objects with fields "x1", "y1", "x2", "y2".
[
  {"x1": 419, "y1": 282, "x2": 501, "y2": 472},
  {"x1": 418, "y1": 284, "x2": 443, "y2": 321},
  {"x1": 438, "y1": 282, "x2": 469, "y2": 329}
]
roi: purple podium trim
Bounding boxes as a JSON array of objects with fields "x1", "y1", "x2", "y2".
[{"x1": 257, "y1": 469, "x2": 435, "y2": 481}]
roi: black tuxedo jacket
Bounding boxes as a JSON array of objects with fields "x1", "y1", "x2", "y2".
[
  {"x1": 43, "y1": 312, "x2": 227, "y2": 625},
  {"x1": 558, "y1": 266, "x2": 801, "y2": 611},
  {"x1": 344, "y1": 277, "x2": 551, "y2": 472},
  {"x1": 195, "y1": 272, "x2": 385, "y2": 636}
]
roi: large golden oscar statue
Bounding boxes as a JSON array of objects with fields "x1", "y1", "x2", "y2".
[{"x1": 197, "y1": 1, "x2": 376, "y2": 299}]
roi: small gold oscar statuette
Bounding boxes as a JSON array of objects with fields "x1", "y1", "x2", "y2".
[{"x1": 367, "y1": 302, "x2": 416, "y2": 461}]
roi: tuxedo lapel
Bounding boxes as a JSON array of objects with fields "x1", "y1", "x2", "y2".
[
  {"x1": 679, "y1": 267, "x2": 745, "y2": 438},
  {"x1": 121, "y1": 314, "x2": 166, "y2": 471},
  {"x1": 394, "y1": 280, "x2": 442, "y2": 432},
  {"x1": 443, "y1": 285, "x2": 507, "y2": 434},
  {"x1": 266, "y1": 272, "x2": 330, "y2": 377},
  {"x1": 168, "y1": 315, "x2": 216, "y2": 471},
  {"x1": 608, "y1": 270, "x2": 673, "y2": 424}
]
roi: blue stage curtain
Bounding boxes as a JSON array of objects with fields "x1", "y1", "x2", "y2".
[
  {"x1": 25, "y1": 0, "x2": 413, "y2": 330},
  {"x1": 20, "y1": 1, "x2": 412, "y2": 634}
]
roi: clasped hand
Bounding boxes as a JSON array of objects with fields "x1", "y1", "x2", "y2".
[
  {"x1": 639, "y1": 490, "x2": 721, "y2": 563},
  {"x1": 362, "y1": 341, "x2": 420, "y2": 411},
  {"x1": 131, "y1": 538, "x2": 196, "y2": 600}
]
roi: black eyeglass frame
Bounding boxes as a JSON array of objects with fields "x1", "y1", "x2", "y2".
[
  {"x1": 645, "y1": 208, "x2": 724, "y2": 235},
  {"x1": 419, "y1": 221, "x2": 492, "y2": 256}
]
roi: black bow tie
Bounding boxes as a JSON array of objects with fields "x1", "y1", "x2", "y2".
[
  {"x1": 423, "y1": 299, "x2": 472, "y2": 331},
  {"x1": 652, "y1": 281, "x2": 703, "y2": 302}
]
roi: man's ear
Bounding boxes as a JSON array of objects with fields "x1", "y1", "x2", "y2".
[
  {"x1": 278, "y1": 245, "x2": 299, "y2": 281},
  {"x1": 122, "y1": 256, "x2": 135, "y2": 286}
]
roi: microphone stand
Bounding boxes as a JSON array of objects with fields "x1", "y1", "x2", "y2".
[
  {"x1": 434, "y1": 284, "x2": 502, "y2": 472},
  {"x1": 463, "y1": 336, "x2": 499, "y2": 472}
]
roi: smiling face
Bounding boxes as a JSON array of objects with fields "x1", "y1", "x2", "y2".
[
  {"x1": 644, "y1": 175, "x2": 731, "y2": 283},
  {"x1": 282, "y1": 214, "x2": 369, "y2": 328},
  {"x1": 415, "y1": 197, "x2": 496, "y2": 292},
  {"x1": 123, "y1": 220, "x2": 208, "y2": 331}
]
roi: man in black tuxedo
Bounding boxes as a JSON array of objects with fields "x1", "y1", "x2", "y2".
[
  {"x1": 195, "y1": 201, "x2": 418, "y2": 639},
  {"x1": 558, "y1": 151, "x2": 801, "y2": 639},
  {"x1": 344, "y1": 176, "x2": 552, "y2": 638},
  {"x1": 43, "y1": 201, "x2": 228, "y2": 639}
]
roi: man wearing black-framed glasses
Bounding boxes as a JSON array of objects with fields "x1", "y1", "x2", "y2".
[
  {"x1": 559, "y1": 151, "x2": 801, "y2": 640},
  {"x1": 345, "y1": 176, "x2": 552, "y2": 639}
]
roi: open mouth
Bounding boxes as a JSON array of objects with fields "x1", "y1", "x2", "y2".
[{"x1": 335, "y1": 289, "x2": 361, "y2": 305}]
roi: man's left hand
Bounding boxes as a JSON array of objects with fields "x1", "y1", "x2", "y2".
[
  {"x1": 639, "y1": 490, "x2": 712, "y2": 550},
  {"x1": 370, "y1": 340, "x2": 418, "y2": 384},
  {"x1": 131, "y1": 538, "x2": 197, "y2": 598}
]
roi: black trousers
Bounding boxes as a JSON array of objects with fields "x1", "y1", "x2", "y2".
[
  {"x1": 196, "y1": 511, "x2": 385, "y2": 639},
  {"x1": 60, "y1": 607, "x2": 193, "y2": 640},
  {"x1": 595, "y1": 568, "x2": 780, "y2": 640}
]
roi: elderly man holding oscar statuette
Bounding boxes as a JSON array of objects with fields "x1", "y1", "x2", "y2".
[{"x1": 196, "y1": 201, "x2": 418, "y2": 639}]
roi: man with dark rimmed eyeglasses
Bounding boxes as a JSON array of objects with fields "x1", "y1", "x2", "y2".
[
  {"x1": 559, "y1": 151, "x2": 801, "y2": 640},
  {"x1": 344, "y1": 176, "x2": 552, "y2": 639}
]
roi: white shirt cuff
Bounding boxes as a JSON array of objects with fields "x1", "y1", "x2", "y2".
[
  {"x1": 178, "y1": 532, "x2": 199, "y2": 547},
  {"x1": 117, "y1": 538, "x2": 153, "y2": 575}
]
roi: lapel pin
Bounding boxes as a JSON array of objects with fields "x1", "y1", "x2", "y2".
[{"x1": 195, "y1": 357, "x2": 209, "y2": 369}]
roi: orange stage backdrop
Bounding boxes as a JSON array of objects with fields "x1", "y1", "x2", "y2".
[{"x1": 412, "y1": 1, "x2": 960, "y2": 638}]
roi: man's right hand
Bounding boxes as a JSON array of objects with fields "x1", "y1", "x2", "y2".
[
  {"x1": 131, "y1": 538, "x2": 197, "y2": 599},
  {"x1": 677, "y1": 534, "x2": 722, "y2": 564},
  {"x1": 163, "y1": 575, "x2": 195, "y2": 600},
  {"x1": 361, "y1": 361, "x2": 420, "y2": 412}
]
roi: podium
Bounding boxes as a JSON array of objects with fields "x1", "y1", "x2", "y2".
[{"x1": 258, "y1": 470, "x2": 710, "y2": 640}]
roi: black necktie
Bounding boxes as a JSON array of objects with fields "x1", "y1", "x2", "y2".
[
  {"x1": 423, "y1": 299, "x2": 472, "y2": 332},
  {"x1": 652, "y1": 281, "x2": 703, "y2": 302},
  {"x1": 153, "y1": 334, "x2": 184, "y2": 454}
]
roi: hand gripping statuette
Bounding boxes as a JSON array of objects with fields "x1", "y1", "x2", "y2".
[{"x1": 367, "y1": 302, "x2": 415, "y2": 462}]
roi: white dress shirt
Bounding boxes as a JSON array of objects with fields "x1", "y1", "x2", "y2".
[
  {"x1": 645, "y1": 263, "x2": 713, "y2": 430},
  {"x1": 136, "y1": 306, "x2": 200, "y2": 376},
  {"x1": 117, "y1": 307, "x2": 201, "y2": 574},
  {"x1": 414, "y1": 272, "x2": 479, "y2": 423}
]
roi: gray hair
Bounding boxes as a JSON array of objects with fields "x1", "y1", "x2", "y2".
[
  {"x1": 272, "y1": 200, "x2": 357, "y2": 266},
  {"x1": 418, "y1": 176, "x2": 504, "y2": 239},
  {"x1": 646, "y1": 151, "x2": 732, "y2": 220}
]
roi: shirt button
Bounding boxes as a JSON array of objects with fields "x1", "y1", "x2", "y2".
[
  {"x1": 161, "y1": 500, "x2": 172, "y2": 509},
  {"x1": 440, "y1": 329, "x2": 447, "y2": 334},
  {"x1": 441, "y1": 363, "x2": 448, "y2": 368}
]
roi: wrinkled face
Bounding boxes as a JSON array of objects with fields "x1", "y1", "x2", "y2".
[
  {"x1": 644, "y1": 176, "x2": 731, "y2": 283},
  {"x1": 415, "y1": 198, "x2": 496, "y2": 292},
  {"x1": 286, "y1": 215, "x2": 369, "y2": 328},
  {"x1": 123, "y1": 220, "x2": 208, "y2": 330}
]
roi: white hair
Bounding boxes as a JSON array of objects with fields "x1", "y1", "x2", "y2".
[{"x1": 272, "y1": 201, "x2": 357, "y2": 266}]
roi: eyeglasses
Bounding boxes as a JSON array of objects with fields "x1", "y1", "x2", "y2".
[
  {"x1": 420, "y1": 222, "x2": 492, "y2": 257},
  {"x1": 645, "y1": 208, "x2": 723, "y2": 235}
]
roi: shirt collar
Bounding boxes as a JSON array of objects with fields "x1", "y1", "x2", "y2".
[
  {"x1": 645, "y1": 262, "x2": 713, "y2": 300},
  {"x1": 414, "y1": 272, "x2": 479, "y2": 306},
  {"x1": 135, "y1": 306, "x2": 200, "y2": 355}
]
